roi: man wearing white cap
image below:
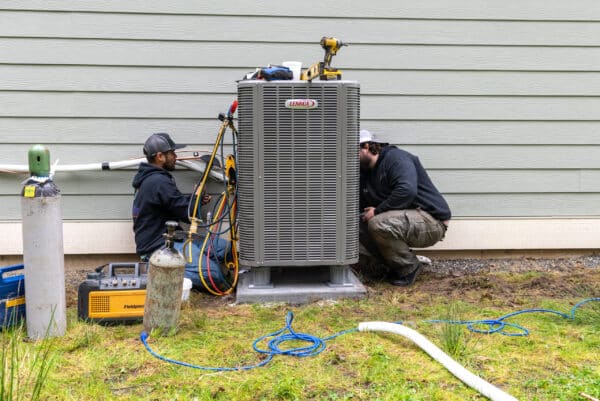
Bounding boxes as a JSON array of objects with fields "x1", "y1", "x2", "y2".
[{"x1": 359, "y1": 129, "x2": 451, "y2": 286}]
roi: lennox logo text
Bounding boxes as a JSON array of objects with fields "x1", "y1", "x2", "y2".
[{"x1": 285, "y1": 99, "x2": 319, "y2": 110}]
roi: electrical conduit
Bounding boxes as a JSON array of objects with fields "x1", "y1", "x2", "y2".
[{"x1": 358, "y1": 322, "x2": 519, "y2": 401}]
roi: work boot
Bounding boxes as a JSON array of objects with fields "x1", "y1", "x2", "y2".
[
  {"x1": 416, "y1": 255, "x2": 432, "y2": 266},
  {"x1": 388, "y1": 263, "x2": 422, "y2": 287}
]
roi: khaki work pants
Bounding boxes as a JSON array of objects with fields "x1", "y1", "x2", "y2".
[{"x1": 359, "y1": 209, "x2": 447, "y2": 276}]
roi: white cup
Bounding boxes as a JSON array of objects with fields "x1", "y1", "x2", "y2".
[
  {"x1": 182, "y1": 278, "x2": 192, "y2": 301},
  {"x1": 282, "y1": 61, "x2": 302, "y2": 80}
]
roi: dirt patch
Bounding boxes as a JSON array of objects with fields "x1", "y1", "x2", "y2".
[
  {"x1": 414, "y1": 268, "x2": 600, "y2": 302},
  {"x1": 352, "y1": 255, "x2": 600, "y2": 308},
  {"x1": 421, "y1": 256, "x2": 600, "y2": 299}
]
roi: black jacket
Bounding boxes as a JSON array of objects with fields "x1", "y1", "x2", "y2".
[
  {"x1": 360, "y1": 146, "x2": 451, "y2": 221},
  {"x1": 132, "y1": 163, "x2": 190, "y2": 255}
]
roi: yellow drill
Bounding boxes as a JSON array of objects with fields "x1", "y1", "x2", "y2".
[{"x1": 301, "y1": 36, "x2": 348, "y2": 81}]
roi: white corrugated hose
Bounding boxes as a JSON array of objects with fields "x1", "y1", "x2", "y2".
[{"x1": 358, "y1": 322, "x2": 519, "y2": 401}]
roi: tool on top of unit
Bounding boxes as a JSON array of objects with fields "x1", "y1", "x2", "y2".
[
  {"x1": 301, "y1": 36, "x2": 348, "y2": 82},
  {"x1": 77, "y1": 262, "x2": 148, "y2": 324},
  {"x1": 0, "y1": 264, "x2": 25, "y2": 328}
]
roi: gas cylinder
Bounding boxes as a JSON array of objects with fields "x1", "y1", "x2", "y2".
[
  {"x1": 143, "y1": 221, "x2": 186, "y2": 335},
  {"x1": 21, "y1": 145, "x2": 67, "y2": 339}
]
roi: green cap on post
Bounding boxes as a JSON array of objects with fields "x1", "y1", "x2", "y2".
[{"x1": 28, "y1": 145, "x2": 50, "y2": 177}]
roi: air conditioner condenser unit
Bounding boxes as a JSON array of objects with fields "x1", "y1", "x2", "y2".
[{"x1": 236, "y1": 80, "x2": 360, "y2": 268}]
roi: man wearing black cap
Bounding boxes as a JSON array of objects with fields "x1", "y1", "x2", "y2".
[
  {"x1": 131, "y1": 133, "x2": 195, "y2": 259},
  {"x1": 359, "y1": 129, "x2": 451, "y2": 286}
]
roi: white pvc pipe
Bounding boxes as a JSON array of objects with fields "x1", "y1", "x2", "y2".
[
  {"x1": 175, "y1": 159, "x2": 225, "y2": 182},
  {"x1": 53, "y1": 158, "x2": 144, "y2": 172},
  {"x1": 0, "y1": 158, "x2": 225, "y2": 182},
  {"x1": 358, "y1": 322, "x2": 519, "y2": 401},
  {"x1": 0, "y1": 159, "x2": 143, "y2": 173}
]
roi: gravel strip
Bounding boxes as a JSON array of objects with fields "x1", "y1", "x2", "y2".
[{"x1": 424, "y1": 255, "x2": 600, "y2": 277}]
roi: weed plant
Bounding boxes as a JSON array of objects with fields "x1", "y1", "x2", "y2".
[
  {"x1": 438, "y1": 301, "x2": 470, "y2": 361},
  {"x1": 0, "y1": 321, "x2": 55, "y2": 401}
]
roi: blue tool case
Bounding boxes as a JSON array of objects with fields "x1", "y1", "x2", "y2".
[{"x1": 0, "y1": 264, "x2": 26, "y2": 327}]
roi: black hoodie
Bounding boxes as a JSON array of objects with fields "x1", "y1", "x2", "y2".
[
  {"x1": 132, "y1": 163, "x2": 190, "y2": 255},
  {"x1": 360, "y1": 145, "x2": 451, "y2": 221}
]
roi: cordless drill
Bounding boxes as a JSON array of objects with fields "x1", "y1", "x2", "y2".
[{"x1": 301, "y1": 36, "x2": 348, "y2": 81}]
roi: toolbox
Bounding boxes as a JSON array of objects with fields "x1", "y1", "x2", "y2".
[
  {"x1": 0, "y1": 264, "x2": 26, "y2": 327},
  {"x1": 77, "y1": 262, "x2": 147, "y2": 324}
]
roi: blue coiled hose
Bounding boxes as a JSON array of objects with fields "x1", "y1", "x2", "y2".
[
  {"x1": 140, "y1": 298, "x2": 599, "y2": 370},
  {"x1": 140, "y1": 311, "x2": 356, "y2": 371}
]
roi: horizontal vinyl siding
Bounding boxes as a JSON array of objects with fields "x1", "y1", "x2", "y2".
[
  {"x1": 2, "y1": 1, "x2": 600, "y2": 21},
  {"x1": 3, "y1": 144, "x2": 600, "y2": 169},
  {"x1": 3, "y1": 40, "x2": 600, "y2": 70},
  {"x1": 4, "y1": 119, "x2": 600, "y2": 145},
  {"x1": 6, "y1": 67, "x2": 600, "y2": 96},
  {"x1": 1, "y1": 2, "x2": 599, "y2": 250},
  {"x1": 3, "y1": 12, "x2": 600, "y2": 46},
  {"x1": 0, "y1": 118, "x2": 227, "y2": 143},
  {"x1": 4, "y1": 194, "x2": 600, "y2": 220},
  {"x1": 7, "y1": 93, "x2": 600, "y2": 120},
  {"x1": 3, "y1": 169, "x2": 600, "y2": 195}
]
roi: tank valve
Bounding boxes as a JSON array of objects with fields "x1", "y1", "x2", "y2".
[
  {"x1": 28, "y1": 144, "x2": 50, "y2": 178},
  {"x1": 164, "y1": 221, "x2": 178, "y2": 249}
]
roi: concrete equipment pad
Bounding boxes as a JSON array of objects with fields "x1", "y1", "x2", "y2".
[{"x1": 236, "y1": 265, "x2": 367, "y2": 304}]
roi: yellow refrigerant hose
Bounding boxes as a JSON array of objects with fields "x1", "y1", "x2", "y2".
[
  {"x1": 185, "y1": 100, "x2": 240, "y2": 295},
  {"x1": 197, "y1": 193, "x2": 238, "y2": 296}
]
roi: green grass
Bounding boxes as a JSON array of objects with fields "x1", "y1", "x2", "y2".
[
  {"x1": 12, "y1": 272, "x2": 599, "y2": 401},
  {"x1": 0, "y1": 321, "x2": 55, "y2": 401}
]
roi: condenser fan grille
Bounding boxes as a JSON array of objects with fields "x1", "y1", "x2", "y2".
[{"x1": 237, "y1": 81, "x2": 359, "y2": 267}]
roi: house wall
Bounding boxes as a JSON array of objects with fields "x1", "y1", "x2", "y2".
[{"x1": 1, "y1": 1, "x2": 599, "y2": 255}]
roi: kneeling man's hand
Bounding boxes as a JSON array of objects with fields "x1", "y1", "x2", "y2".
[{"x1": 361, "y1": 207, "x2": 375, "y2": 222}]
